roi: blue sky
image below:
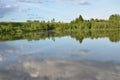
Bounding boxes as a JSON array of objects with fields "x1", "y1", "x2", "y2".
[{"x1": 0, "y1": 0, "x2": 120, "y2": 22}]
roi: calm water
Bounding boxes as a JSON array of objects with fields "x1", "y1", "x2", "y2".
[{"x1": 0, "y1": 30, "x2": 120, "y2": 80}]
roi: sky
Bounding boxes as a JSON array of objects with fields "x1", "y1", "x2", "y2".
[{"x1": 0, "y1": 0, "x2": 120, "y2": 22}]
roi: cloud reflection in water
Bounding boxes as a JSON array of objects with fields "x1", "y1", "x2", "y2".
[{"x1": 0, "y1": 56, "x2": 120, "y2": 80}]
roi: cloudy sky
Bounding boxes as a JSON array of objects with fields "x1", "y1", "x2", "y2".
[{"x1": 0, "y1": 0, "x2": 120, "y2": 22}]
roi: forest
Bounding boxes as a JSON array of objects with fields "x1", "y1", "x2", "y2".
[{"x1": 0, "y1": 14, "x2": 120, "y2": 34}]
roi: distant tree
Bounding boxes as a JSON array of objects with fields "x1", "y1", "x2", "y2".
[
  {"x1": 78, "y1": 15, "x2": 84, "y2": 22},
  {"x1": 51, "y1": 18, "x2": 55, "y2": 22},
  {"x1": 109, "y1": 14, "x2": 120, "y2": 28},
  {"x1": 33, "y1": 20, "x2": 39, "y2": 22},
  {"x1": 74, "y1": 15, "x2": 84, "y2": 23},
  {"x1": 27, "y1": 20, "x2": 32, "y2": 22},
  {"x1": 109, "y1": 14, "x2": 120, "y2": 21},
  {"x1": 90, "y1": 18, "x2": 94, "y2": 21}
]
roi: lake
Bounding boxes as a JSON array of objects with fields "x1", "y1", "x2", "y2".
[{"x1": 0, "y1": 30, "x2": 120, "y2": 80}]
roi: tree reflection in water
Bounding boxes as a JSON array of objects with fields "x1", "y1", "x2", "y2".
[{"x1": 0, "y1": 30, "x2": 120, "y2": 43}]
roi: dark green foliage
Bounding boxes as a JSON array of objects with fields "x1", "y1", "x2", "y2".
[
  {"x1": 71, "y1": 15, "x2": 84, "y2": 24},
  {"x1": 0, "y1": 14, "x2": 120, "y2": 34},
  {"x1": 109, "y1": 14, "x2": 120, "y2": 28}
]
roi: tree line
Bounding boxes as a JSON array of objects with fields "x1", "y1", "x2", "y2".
[{"x1": 0, "y1": 14, "x2": 120, "y2": 34}]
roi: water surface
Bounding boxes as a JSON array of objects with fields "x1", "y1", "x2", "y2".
[{"x1": 0, "y1": 30, "x2": 120, "y2": 80}]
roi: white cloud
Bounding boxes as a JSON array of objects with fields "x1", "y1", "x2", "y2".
[
  {"x1": 13, "y1": 0, "x2": 46, "y2": 3},
  {"x1": 53, "y1": 0, "x2": 89, "y2": 5},
  {"x1": 5, "y1": 5, "x2": 12, "y2": 8},
  {"x1": 0, "y1": 55, "x2": 3, "y2": 62},
  {"x1": 0, "y1": 3, "x2": 17, "y2": 18},
  {"x1": 21, "y1": 2, "x2": 64, "y2": 15},
  {"x1": 18, "y1": 9, "x2": 27, "y2": 13},
  {"x1": 13, "y1": 0, "x2": 29, "y2": 2},
  {"x1": 13, "y1": 0, "x2": 90, "y2": 5}
]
